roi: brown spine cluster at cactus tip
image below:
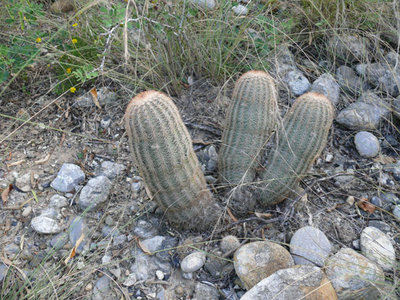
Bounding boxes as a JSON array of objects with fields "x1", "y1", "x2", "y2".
[{"x1": 124, "y1": 91, "x2": 221, "y2": 231}]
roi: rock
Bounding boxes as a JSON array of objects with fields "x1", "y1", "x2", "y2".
[
  {"x1": 0, "y1": 263, "x2": 7, "y2": 282},
  {"x1": 193, "y1": 282, "x2": 219, "y2": 300},
  {"x1": 113, "y1": 234, "x2": 127, "y2": 247},
  {"x1": 31, "y1": 216, "x2": 61, "y2": 234},
  {"x1": 328, "y1": 34, "x2": 370, "y2": 63},
  {"x1": 100, "y1": 116, "x2": 111, "y2": 129},
  {"x1": 272, "y1": 45, "x2": 296, "y2": 77},
  {"x1": 393, "y1": 205, "x2": 400, "y2": 219},
  {"x1": 156, "y1": 270, "x2": 164, "y2": 280},
  {"x1": 123, "y1": 273, "x2": 136, "y2": 287},
  {"x1": 336, "y1": 102, "x2": 384, "y2": 130},
  {"x1": 289, "y1": 226, "x2": 332, "y2": 266},
  {"x1": 234, "y1": 241, "x2": 294, "y2": 290},
  {"x1": 385, "y1": 51, "x2": 400, "y2": 67},
  {"x1": 4, "y1": 243, "x2": 19, "y2": 259},
  {"x1": 204, "y1": 251, "x2": 233, "y2": 278},
  {"x1": 368, "y1": 220, "x2": 391, "y2": 233},
  {"x1": 22, "y1": 206, "x2": 32, "y2": 217},
  {"x1": 284, "y1": 69, "x2": 310, "y2": 96},
  {"x1": 197, "y1": 145, "x2": 218, "y2": 173},
  {"x1": 51, "y1": 163, "x2": 85, "y2": 193},
  {"x1": 356, "y1": 63, "x2": 400, "y2": 96},
  {"x1": 155, "y1": 237, "x2": 178, "y2": 262},
  {"x1": 69, "y1": 216, "x2": 88, "y2": 253},
  {"x1": 358, "y1": 91, "x2": 391, "y2": 114},
  {"x1": 393, "y1": 95, "x2": 400, "y2": 119},
  {"x1": 40, "y1": 207, "x2": 59, "y2": 220},
  {"x1": 133, "y1": 219, "x2": 159, "y2": 239},
  {"x1": 50, "y1": 0, "x2": 75, "y2": 14},
  {"x1": 354, "y1": 131, "x2": 380, "y2": 158},
  {"x1": 241, "y1": 265, "x2": 337, "y2": 300},
  {"x1": 325, "y1": 248, "x2": 384, "y2": 300},
  {"x1": 232, "y1": 4, "x2": 248, "y2": 16},
  {"x1": 92, "y1": 276, "x2": 112, "y2": 300},
  {"x1": 369, "y1": 196, "x2": 391, "y2": 210},
  {"x1": 97, "y1": 87, "x2": 117, "y2": 106},
  {"x1": 380, "y1": 192, "x2": 400, "y2": 205},
  {"x1": 181, "y1": 251, "x2": 206, "y2": 273},
  {"x1": 336, "y1": 65, "x2": 368, "y2": 95},
  {"x1": 189, "y1": 0, "x2": 216, "y2": 10},
  {"x1": 220, "y1": 235, "x2": 240, "y2": 254},
  {"x1": 130, "y1": 236, "x2": 172, "y2": 281},
  {"x1": 78, "y1": 176, "x2": 111, "y2": 210},
  {"x1": 50, "y1": 232, "x2": 69, "y2": 250},
  {"x1": 360, "y1": 227, "x2": 396, "y2": 271},
  {"x1": 311, "y1": 73, "x2": 340, "y2": 105},
  {"x1": 49, "y1": 194, "x2": 68, "y2": 208},
  {"x1": 98, "y1": 161, "x2": 126, "y2": 180}
]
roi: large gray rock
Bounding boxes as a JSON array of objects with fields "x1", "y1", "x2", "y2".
[
  {"x1": 241, "y1": 265, "x2": 338, "y2": 300},
  {"x1": 325, "y1": 248, "x2": 385, "y2": 299},
  {"x1": 78, "y1": 176, "x2": 111, "y2": 210},
  {"x1": 98, "y1": 161, "x2": 126, "y2": 180},
  {"x1": 336, "y1": 92, "x2": 390, "y2": 130},
  {"x1": 193, "y1": 282, "x2": 219, "y2": 300},
  {"x1": 356, "y1": 63, "x2": 400, "y2": 96},
  {"x1": 354, "y1": 131, "x2": 380, "y2": 158},
  {"x1": 328, "y1": 34, "x2": 370, "y2": 63},
  {"x1": 311, "y1": 73, "x2": 340, "y2": 105},
  {"x1": 336, "y1": 65, "x2": 368, "y2": 95},
  {"x1": 284, "y1": 69, "x2": 310, "y2": 96},
  {"x1": 289, "y1": 226, "x2": 332, "y2": 266},
  {"x1": 234, "y1": 241, "x2": 294, "y2": 290},
  {"x1": 51, "y1": 163, "x2": 85, "y2": 192},
  {"x1": 360, "y1": 227, "x2": 396, "y2": 271}
]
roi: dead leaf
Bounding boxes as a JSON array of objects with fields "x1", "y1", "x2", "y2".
[
  {"x1": 64, "y1": 232, "x2": 85, "y2": 264},
  {"x1": 2, "y1": 184, "x2": 13, "y2": 205},
  {"x1": 254, "y1": 212, "x2": 273, "y2": 219},
  {"x1": 356, "y1": 198, "x2": 376, "y2": 214},
  {"x1": 373, "y1": 155, "x2": 396, "y2": 164},
  {"x1": 137, "y1": 238, "x2": 152, "y2": 255},
  {"x1": 227, "y1": 207, "x2": 238, "y2": 222},
  {"x1": 6, "y1": 152, "x2": 12, "y2": 161},
  {"x1": 89, "y1": 87, "x2": 101, "y2": 109}
]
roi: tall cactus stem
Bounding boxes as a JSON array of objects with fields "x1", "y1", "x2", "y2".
[
  {"x1": 258, "y1": 92, "x2": 334, "y2": 206},
  {"x1": 125, "y1": 91, "x2": 221, "y2": 230}
]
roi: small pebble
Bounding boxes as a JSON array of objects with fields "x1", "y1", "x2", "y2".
[
  {"x1": 181, "y1": 251, "x2": 206, "y2": 273},
  {"x1": 220, "y1": 235, "x2": 240, "y2": 254},
  {"x1": 155, "y1": 270, "x2": 164, "y2": 280},
  {"x1": 85, "y1": 283, "x2": 93, "y2": 291},
  {"x1": 232, "y1": 4, "x2": 248, "y2": 15},
  {"x1": 346, "y1": 196, "x2": 355, "y2": 206},
  {"x1": 325, "y1": 153, "x2": 334, "y2": 163},
  {"x1": 22, "y1": 206, "x2": 32, "y2": 217},
  {"x1": 354, "y1": 131, "x2": 380, "y2": 158}
]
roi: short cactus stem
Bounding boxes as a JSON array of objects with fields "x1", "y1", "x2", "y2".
[
  {"x1": 258, "y1": 92, "x2": 334, "y2": 206},
  {"x1": 219, "y1": 70, "x2": 278, "y2": 186},
  {"x1": 125, "y1": 91, "x2": 221, "y2": 230}
]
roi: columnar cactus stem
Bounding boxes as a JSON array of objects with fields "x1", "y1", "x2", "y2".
[
  {"x1": 258, "y1": 92, "x2": 334, "y2": 206},
  {"x1": 125, "y1": 91, "x2": 221, "y2": 230},
  {"x1": 218, "y1": 71, "x2": 278, "y2": 186}
]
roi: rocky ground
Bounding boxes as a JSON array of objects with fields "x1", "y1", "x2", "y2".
[{"x1": 1, "y1": 19, "x2": 400, "y2": 300}]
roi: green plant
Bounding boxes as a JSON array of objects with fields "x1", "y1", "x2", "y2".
[
  {"x1": 218, "y1": 70, "x2": 278, "y2": 186},
  {"x1": 258, "y1": 92, "x2": 334, "y2": 206},
  {"x1": 124, "y1": 90, "x2": 221, "y2": 230}
]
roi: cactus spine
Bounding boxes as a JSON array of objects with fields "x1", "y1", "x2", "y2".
[
  {"x1": 258, "y1": 92, "x2": 334, "y2": 206},
  {"x1": 125, "y1": 91, "x2": 221, "y2": 230},
  {"x1": 219, "y1": 71, "x2": 278, "y2": 186}
]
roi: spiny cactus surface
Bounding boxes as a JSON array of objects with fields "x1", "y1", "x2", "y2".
[
  {"x1": 258, "y1": 92, "x2": 334, "y2": 206},
  {"x1": 125, "y1": 91, "x2": 221, "y2": 230},
  {"x1": 219, "y1": 71, "x2": 278, "y2": 186}
]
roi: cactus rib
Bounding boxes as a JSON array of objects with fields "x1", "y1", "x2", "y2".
[
  {"x1": 219, "y1": 70, "x2": 278, "y2": 186},
  {"x1": 258, "y1": 92, "x2": 334, "y2": 206},
  {"x1": 125, "y1": 91, "x2": 221, "y2": 230}
]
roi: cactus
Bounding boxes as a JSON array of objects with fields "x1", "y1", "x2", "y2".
[
  {"x1": 258, "y1": 92, "x2": 334, "y2": 206},
  {"x1": 219, "y1": 71, "x2": 278, "y2": 186},
  {"x1": 125, "y1": 91, "x2": 221, "y2": 230}
]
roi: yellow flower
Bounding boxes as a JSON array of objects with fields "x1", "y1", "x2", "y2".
[
  {"x1": 72, "y1": 38, "x2": 78, "y2": 44},
  {"x1": 66, "y1": 68, "x2": 72, "y2": 74},
  {"x1": 36, "y1": 37, "x2": 42, "y2": 43},
  {"x1": 70, "y1": 87, "x2": 76, "y2": 93},
  {"x1": 23, "y1": 16, "x2": 27, "y2": 21},
  {"x1": 72, "y1": 23, "x2": 78, "y2": 27}
]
